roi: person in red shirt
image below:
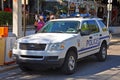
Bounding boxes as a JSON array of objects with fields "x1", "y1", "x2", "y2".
[{"x1": 112, "y1": 6, "x2": 118, "y2": 25}]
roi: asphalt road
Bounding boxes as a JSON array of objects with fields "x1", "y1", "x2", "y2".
[{"x1": 0, "y1": 42, "x2": 120, "y2": 80}]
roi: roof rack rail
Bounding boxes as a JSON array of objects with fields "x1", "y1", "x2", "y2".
[
  {"x1": 66, "y1": 14, "x2": 97, "y2": 18},
  {"x1": 59, "y1": 14, "x2": 98, "y2": 19},
  {"x1": 74, "y1": 14, "x2": 98, "y2": 18}
]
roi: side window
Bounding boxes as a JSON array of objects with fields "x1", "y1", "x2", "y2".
[
  {"x1": 98, "y1": 20, "x2": 107, "y2": 32},
  {"x1": 81, "y1": 21, "x2": 89, "y2": 32},
  {"x1": 88, "y1": 20, "x2": 99, "y2": 34},
  {"x1": 98, "y1": 20, "x2": 106, "y2": 28}
]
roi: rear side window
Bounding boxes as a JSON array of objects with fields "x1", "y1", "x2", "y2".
[
  {"x1": 88, "y1": 20, "x2": 99, "y2": 34},
  {"x1": 98, "y1": 20, "x2": 106, "y2": 28},
  {"x1": 98, "y1": 20, "x2": 107, "y2": 32}
]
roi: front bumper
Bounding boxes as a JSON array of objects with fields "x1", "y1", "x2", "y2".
[{"x1": 14, "y1": 54, "x2": 65, "y2": 69}]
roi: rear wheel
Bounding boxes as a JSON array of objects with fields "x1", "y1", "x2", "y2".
[
  {"x1": 96, "y1": 43, "x2": 107, "y2": 62},
  {"x1": 61, "y1": 50, "x2": 77, "y2": 75}
]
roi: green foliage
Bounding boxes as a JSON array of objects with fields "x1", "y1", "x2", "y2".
[{"x1": 0, "y1": 11, "x2": 12, "y2": 26}]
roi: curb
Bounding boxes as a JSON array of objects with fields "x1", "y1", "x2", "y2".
[{"x1": 0, "y1": 64, "x2": 18, "y2": 73}]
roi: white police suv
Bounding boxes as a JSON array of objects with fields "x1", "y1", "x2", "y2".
[{"x1": 13, "y1": 17, "x2": 110, "y2": 74}]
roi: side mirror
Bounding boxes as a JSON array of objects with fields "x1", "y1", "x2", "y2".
[{"x1": 76, "y1": 29, "x2": 81, "y2": 33}]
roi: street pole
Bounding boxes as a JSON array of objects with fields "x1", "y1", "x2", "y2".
[
  {"x1": 1, "y1": 0, "x2": 4, "y2": 11},
  {"x1": 107, "y1": 6, "x2": 110, "y2": 28},
  {"x1": 13, "y1": 0, "x2": 23, "y2": 38},
  {"x1": 23, "y1": 0, "x2": 26, "y2": 36},
  {"x1": 68, "y1": 0, "x2": 70, "y2": 16},
  {"x1": 37, "y1": 0, "x2": 39, "y2": 14},
  {"x1": 8, "y1": 0, "x2": 10, "y2": 8},
  {"x1": 107, "y1": 0, "x2": 112, "y2": 28}
]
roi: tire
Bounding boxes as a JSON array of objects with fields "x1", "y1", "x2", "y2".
[
  {"x1": 96, "y1": 43, "x2": 107, "y2": 62},
  {"x1": 19, "y1": 64, "x2": 31, "y2": 72},
  {"x1": 61, "y1": 50, "x2": 77, "y2": 75}
]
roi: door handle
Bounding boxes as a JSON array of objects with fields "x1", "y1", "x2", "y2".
[
  {"x1": 100, "y1": 34, "x2": 102, "y2": 36},
  {"x1": 89, "y1": 36, "x2": 92, "y2": 39}
]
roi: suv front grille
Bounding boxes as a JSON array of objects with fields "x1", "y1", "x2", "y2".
[{"x1": 19, "y1": 43, "x2": 46, "y2": 51}]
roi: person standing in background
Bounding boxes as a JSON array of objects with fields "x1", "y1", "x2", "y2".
[
  {"x1": 112, "y1": 6, "x2": 118, "y2": 25},
  {"x1": 34, "y1": 12, "x2": 39, "y2": 33},
  {"x1": 36, "y1": 15, "x2": 45, "y2": 33}
]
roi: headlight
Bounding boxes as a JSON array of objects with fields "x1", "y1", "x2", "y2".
[
  {"x1": 13, "y1": 41, "x2": 17, "y2": 49},
  {"x1": 48, "y1": 42, "x2": 65, "y2": 51}
]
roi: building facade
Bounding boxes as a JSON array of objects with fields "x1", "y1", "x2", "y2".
[
  {"x1": 0, "y1": 0, "x2": 120, "y2": 25},
  {"x1": 0, "y1": 0, "x2": 12, "y2": 11}
]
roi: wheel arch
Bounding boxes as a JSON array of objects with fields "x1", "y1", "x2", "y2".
[
  {"x1": 101, "y1": 40, "x2": 107, "y2": 47},
  {"x1": 65, "y1": 46, "x2": 78, "y2": 59}
]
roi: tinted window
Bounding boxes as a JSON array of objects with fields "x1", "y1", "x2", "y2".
[
  {"x1": 81, "y1": 21, "x2": 90, "y2": 34},
  {"x1": 98, "y1": 20, "x2": 106, "y2": 27},
  {"x1": 81, "y1": 21, "x2": 89, "y2": 31},
  {"x1": 88, "y1": 20, "x2": 99, "y2": 34}
]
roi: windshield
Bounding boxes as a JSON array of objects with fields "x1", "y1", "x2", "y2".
[{"x1": 38, "y1": 21, "x2": 80, "y2": 33}]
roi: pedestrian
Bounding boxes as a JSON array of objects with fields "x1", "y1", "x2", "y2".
[
  {"x1": 34, "y1": 12, "x2": 39, "y2": 33},
  {"x1": 34, "y1": 20, "x2": 38, "y2": 33},
  {"x1": 50, "y1": 15, "x2": 55, "y2": 20},
  {"x1": 45, "y1": 15, "x2": 50, "y2": 22},
  {"x1": 35, "y1": 15, "x2": 45, "y2": 33},
  {"x1": 49, "y1": 12, "x2": 55, "y2": 20}
]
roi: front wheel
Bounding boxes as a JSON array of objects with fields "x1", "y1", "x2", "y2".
[
  {"x1": 96, "y1": 43, "x2": 107, "y2": 62},
  {"x1": 19, "y1": 64, "x2": 31, "y2": 72},
  {"x1": 61, "y1": 50, "x2": 77, "y2": 75}
]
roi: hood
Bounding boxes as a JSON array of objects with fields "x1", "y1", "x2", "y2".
[{"x1": 18, "y1": 33, "x2": 78, "y2": 44}]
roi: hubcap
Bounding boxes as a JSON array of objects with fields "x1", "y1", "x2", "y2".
[
  {"x1": 68, "y1": 56, "x2": 75, "y2": 71},
  {"x1": 102, "y1": 47, "x2": 106, "y2": 59}
]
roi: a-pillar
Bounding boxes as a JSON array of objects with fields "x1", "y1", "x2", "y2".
[{"x1": 13, "y1": 0, "x2": 23, "y2": 38}]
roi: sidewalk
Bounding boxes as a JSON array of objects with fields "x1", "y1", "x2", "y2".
[
  {"x1": 110, "y1": 33, "x2": 120, "y2": 45},
  {"x1": 0, "y1": 63, "x2": 18, "y2": 73},
  {"x1": 0, "y1": 32, "x2": 120, "y2": 73}
]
